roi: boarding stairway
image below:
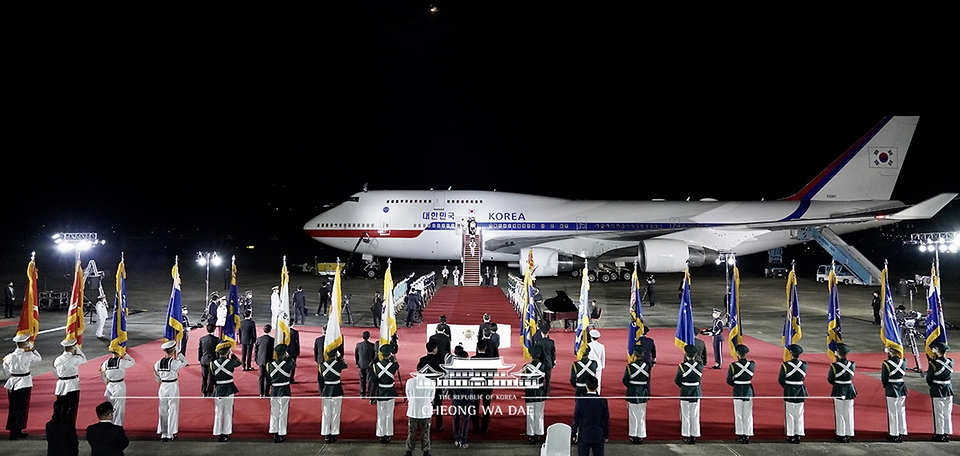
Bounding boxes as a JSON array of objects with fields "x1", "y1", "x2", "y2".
[
  {"x1": 461, "y1": 228, "x2": 483, "y2": 286},
  {"x1": 796, "y1": 227, "x2": 880, "y2": 285}
]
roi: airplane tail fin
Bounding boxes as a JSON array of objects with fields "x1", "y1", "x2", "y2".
[{"x1": 785, "y1": 116, "x2": 919, "y2": 201}]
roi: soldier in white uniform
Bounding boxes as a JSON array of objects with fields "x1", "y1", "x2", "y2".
[
  {"x1": 827, "y1": 343, "x2": 857, "y2": 443},
  {"x1": 587, "y1": 330, "x2": 606, "y2": 394},
  {"x1": 95, "y1": 295, "x2": 109, "y2": 339},
  {"x1": 154, "y1": 339, "x2": 187, "y2": 441},
  {"x1": 100, "y1": 348, "x2": 135, "y2": 425},
  {"x1": 53, "y1": 338, "x2": 87, "y2": 426},
  {"x1": 3, "y1": 334, "x2": 41, "y2": 440}
]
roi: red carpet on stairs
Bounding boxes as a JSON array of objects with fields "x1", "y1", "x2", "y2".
[{"x1": 5, "y1": 285, "x2": 958, "y2": 442}]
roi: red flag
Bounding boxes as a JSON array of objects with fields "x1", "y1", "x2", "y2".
[
  {"x1": 65, "y1": 256, "x2": 85, "y2": 348},
  {"x1": 16, "y1": 256, "x2": 40, "y2": 342}
]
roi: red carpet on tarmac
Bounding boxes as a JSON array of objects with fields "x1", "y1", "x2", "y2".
[{"x1": 5, "y1": 286, "x2": 958, "y2": 442}]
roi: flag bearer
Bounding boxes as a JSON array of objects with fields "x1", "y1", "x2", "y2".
[
  {"x1": 570, "y1": 346, "x2": 598, "y2": 397},
  {"x1": 155, "y1": 340, "x2": 187, "y2": 442},
  {"x1": 926, "y1": 342, "x2": 954, "y2": 442},
  {"x1": 374, "y1": 344, "x2": 399, "y2": 443},
  {"x1": 100, "y1": 348, "x2": 135, "y2": 426},
  {"x1": 623, "y1": 344, "x2": 650, "y2": 444},
  {"x1": 321, "y1": 348, "x2": 347, "y2": 443},
  {"x1": 674, "y1": 344, "x2": 702, "y2": 444},
  {"x1": 522, "y1": 345, "x2": 547, "y2": 444},
  {"x1": 827, "y1": 343, "x2": 856, "y2": 443},
  {"x1": 726, "y1": 344, "x2": 754, "y2": 444},
  {"x1": 779, "y1": 344, "x2": 807, "y2": 444},
  {"x1": 880, "y1": 343, "x2": 907, "y2": 442},
  {"x1": 211, "y1": 342, "x2": 241, "y2": 442},
  {"x1": 268, "y1": 344, "x2": 294, "y2": 443}
]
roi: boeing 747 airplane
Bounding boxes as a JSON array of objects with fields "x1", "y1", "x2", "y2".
[{"x1": 303, "y1": 116, "x2": 956, "y2": 278}]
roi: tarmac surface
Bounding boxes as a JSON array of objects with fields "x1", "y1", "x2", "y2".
[{"x1": 2, "y1": 249, "x2": 958, "y2": 454}]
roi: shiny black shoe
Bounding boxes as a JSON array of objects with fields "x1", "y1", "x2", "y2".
[
  {"x1": 841, "y1": 436, "x2": 851, "y2": 443},
  {"x1": 711, "y1": 364, "x2": 722, "y2": 369}
]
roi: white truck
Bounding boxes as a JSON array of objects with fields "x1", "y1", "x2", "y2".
[{"x1": 816, "y1": 264, "x2": 866, "y2": 285}]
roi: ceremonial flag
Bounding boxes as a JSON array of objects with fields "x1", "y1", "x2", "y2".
[
  {"x1": 925, "y1": 264, "x2": 948, "y2": 360},
  {"x1": 15, "y1": 254, "x2": 40, "y2": 342},
  {"x1": 221, "y1": 256, "x2": 241, "y2": 350},
  {"x1": 520, "y1": 250, "x2": 538, "y2": 360},
  {"x1": 65, "y1": 254, "x2": 85, "y2": 348},
  {"x1": 627, "y1": 262, "x2": 645, "y2": 362},
  {"x1": 379, "y1": 259, "x2": 397, "y2": 348},
  {"x1": 574, "y1": 264, "x2": 590, "y2": 358},
  {"x1": 109, "y1": 255, "x2": 128, "y2": 357},
  {"x1": 727, "y1": 262, "x2": 743, "y2": 358},
  {"x1": 324, "y1": 261, "x2": 344, "y2": 361},
  {"x1": 782, "y1": 266, "x2": 802, "y2": 360},
  {"x1": 275, "y1": 257, "x2": 291, "y2": 347},
  {"x1": 879, "y1": 263, "x2": 903, "y2": 356},
  {"x1": 674, "y1": 267, "x2": 695, "y2": 350},
  {"x1": 825, "y1": 265, "x2": 843, "y2": 362},
  {"x1": 163, "y1": 258, "x2": 185, "y2": 344}
]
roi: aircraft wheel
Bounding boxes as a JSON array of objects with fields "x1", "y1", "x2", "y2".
[
  {"x1": 587, "y1": 271, "x2": 597, "y2": 282},
  {"x1": 599, "y1": 272, "x2": 611, "y2": 283}
]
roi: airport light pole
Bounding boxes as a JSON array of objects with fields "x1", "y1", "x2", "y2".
[{"x1": 197, "y1": 251, "x2": 222, "y2": 310}]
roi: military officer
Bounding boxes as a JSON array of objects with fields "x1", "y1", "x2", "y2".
[
  {"x1": 827, "y1": 343, "x2": 857, "y2": 443},
  {"x1": 3, "y1": 334, "x2": 41, "y2": 440},
  {"x1": 154, "y1": 340, "x2": 187, "y2": 441},
  {"x1": 880, "y1": 343, "x2": 907, "y2": 442},
  {"x1": 779, "y1": 344, "x2": 807, "y2": 444},
  {"x1": 321, "y1": 348, "x2": 348, "y2": 443},
  {"x1": 726, "y1": 344, "x2": 754, "y2": 444},
  {"x1": 926, "y1": 342, "x2": 953, "y2": 442},
  {"x1": 374, "y1": 344, "x2": 400, "y2": 443},
  {"x1": 269, "y1": 343, "x2": 294, "y2": 443},
  {"x1": 211, "y1": 342, "x2": 241, "y2": 442},
  {"x1": 522, "y1": 344, "x2": 547, "y2": 444},
  {"x1": 570, "y1": 345, "x2": 599, "y2": 397},
  {"x1": 675, "y1": 344, "x2": 702, "y2": 444},
  {"x1": 99, "y1": 348, "x2": 135, "y2": 426},
  {"x1": 704, "y1": 308, "x2": 725, "y2": 369},
  {"x1": 623, "y1": 344, "x2": 651, "y2": 444},
  {"x1": 53, "y1": 338, "x2": 87, "y2": 426}
]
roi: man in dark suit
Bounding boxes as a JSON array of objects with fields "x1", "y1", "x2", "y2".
[
  {"x1": 417, "y1": 340, "x2": 446, "y2": 431},
  {"x1": 572, "y1": 376, "x2": 609, "y2": 456},
  {"x1": 535, "y1": 325, "x2": 557, "y2": 397},
  {"x1": 239, "y1": 310, "x2": 257, "y2": 370},
  {"x1": 198, "y1": 324, "x2": 219, "y2": 397},
  {"x1": 487, "y1": 323, "x2": 501, "y2": 358},
  {"x1": 428, "y1": 325, "x2": 452, "y2": 361},
  {"x1": 4, "y1": 281, "x2": 14, "y2": 319},
  {"x1": 355, "y1": 331, "x2": 377, "y2": 398},
  {"x1": 254, "y1": 324, "x2": 274, "y2": 397},
  {"x1": 287, "y1": 320, "x2": 301, "y2": 383},
  {"x1": 86, "y1": 401, "x2": 129, "y2": 456}
]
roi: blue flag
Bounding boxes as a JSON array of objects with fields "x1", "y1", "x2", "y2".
[
  {"x1": 675, "y1": 268, "x2": 695, "y2": 350},
  {"x1": 782, "y1": 267, "x2": 802, "y2": 360},
  {"x1": 574, "y1": 264, "x2": 590, "y2": 358},
  {"x1": 163, "y1": 258, "x2": 185, "y2": 344},
  {"x1": 727, "y1": 263, "x2": 743, "y2": 358},
  {"x1": 627, "y1": 263, "x2": 645, "y2": 361},
  {"x1": 826, "y1": 266, "x2": 843, "y2": 362},
  {"x1": 109, "y1": 256, "x2": 128, "y2": 357},
  {"x1": 520, "y1": 250, "x2": 538, "y2": 360},
  {"x1": 879, "y1": 265, "x2": 903, "y2": 355},
  {"x1": 925, "y1": 265, "x2": 948, "y2": 360},
  {"x1": 222, "y1": 257, "x2": 241, "y2": 349}
]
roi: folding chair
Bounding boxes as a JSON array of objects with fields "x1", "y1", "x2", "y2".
[{"x1": 540, "y1": 422, "x2": 572, "y2": 456}]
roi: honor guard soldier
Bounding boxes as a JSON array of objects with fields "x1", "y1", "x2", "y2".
[
  {"x1": 211, "y1": 342, "x2": 241, "y2": 442},
  {"x1": 623, "y1": 344, "x2": 651, "y2": 444},
  {"x1": 268, "y1": 343, "x2": 293, "y2": 443},
  {"x1": 926, "y1": 342, "x2": 954, "y2": 442},
  {"x1": 726, "y1": 344, "x2": 754, "y2": 444},
  {"x1": 828, "y1": 343, "x2": 857, "y2": 443},
  {"x1": 3, "y1": 334, "x2": 41, "y2": 440},
  {"x1": 521, "y1": 345, "x2": 547, "y2": 444},
  {"x1": 154, "y1": 340, "x2": 187, "y2": 442},
  {"x1": 704, "y1": 308, "x2": 725, "y2": 369},
  {"x1": 570, "y1": 345, "x2": 599, "y2": 397},
  {"x1": 779, "y1": 344, "x2": 807, "y2": 444},
  {"x1": 881, "y1": 343, "x2": 907, "y2": 442},
  {"x1": 321, "y1": 348, "x2": 347, "y2": 443},
  {"x1": 100, "y1": 349, "x2": 135, "y2": 426},
  {"x1": 54, "y1": 338, "x2": 87, "y2": 426},
  {"x1": 675, "y1": 344, "x2": 702, "y2": 444},
  {"x1": 374, "y1": 344, "x2": 400, "y2": 443}
]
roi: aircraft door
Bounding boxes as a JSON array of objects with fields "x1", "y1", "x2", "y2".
[
  {"x1": 433, "y1": 191, "x2": 445, "y2": 210},
  {"x1": 577, "y1": 217, "x2": 587, "y2": 233},
  {"x1": 380, "y1": 216, "x2": 391, "y2": 236}
]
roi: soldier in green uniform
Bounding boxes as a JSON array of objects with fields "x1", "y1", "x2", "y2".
[
  {"x1": 374, "y1": 344, "x2": 400, "y2": 443},
  {"x1": 778, "y1": 344, "x2": 807, "y2": 444},
  {"x1": 268, "y1": 344, "x2": 293, "y2": 443},
  {"x1": 880, "y1": 343, "x2": 907, "y2": 442},
  {"x1": 570, "y1": 345, "x2": 598, "y2": 397},
  {"x1": 522, "y1": 345, "x2": 546, "y2": 444},
  {"x1": 211, "y1": 342, "x2": 241, "y2": 442},
  {"x1": 827, "y1": 343, "x2": 856, "y2": 443},
  {"x1": 623, "y1": 344, "x2": 650, "y2": 444},
  {"x1": 320, "y1": 348, "x2": 347, "y2": 443},
  {"x1": 926, "y1": 342, "x2": 954, "y2": 442},
  {"x1": 726, "y1": 344, "x2": 754, "y2": 444},
  {"x1": 674, "y1": 344, "x2": 702, "y2": 444}
]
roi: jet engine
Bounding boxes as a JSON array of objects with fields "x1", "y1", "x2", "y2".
[
  {"x1": 519, "y1": 248, "x2": 585, "y2": 277},
  {"x1": 638, "y1": 239, "x2": 718, "y2": 272}
]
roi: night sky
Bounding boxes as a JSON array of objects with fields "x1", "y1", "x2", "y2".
[{"x1": 5, "y1": 3, "x2": 960, "y2": 262}]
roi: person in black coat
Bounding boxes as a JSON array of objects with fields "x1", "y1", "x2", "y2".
[
  {"x1": 572, "y1": 376, "x2": 609, "y2": 456},
  {"x1": 287, "y1": 321, "x2": 301, "y2": 383},
  {"x1": 198, "y1": 324, "x2": 219, "y2": 397},
  {"x1": 238, "y1": 310, "x2": 257, "y2": 370},
  {"x1": 46, "y1": 398, "x2": 78, "y2": 456},
  {"x1": 86, "y1": 401, "x2": 129, "y2": 456},
  {"x1": 254, "y1": 324, "x2": 275, "y2": 397}
]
